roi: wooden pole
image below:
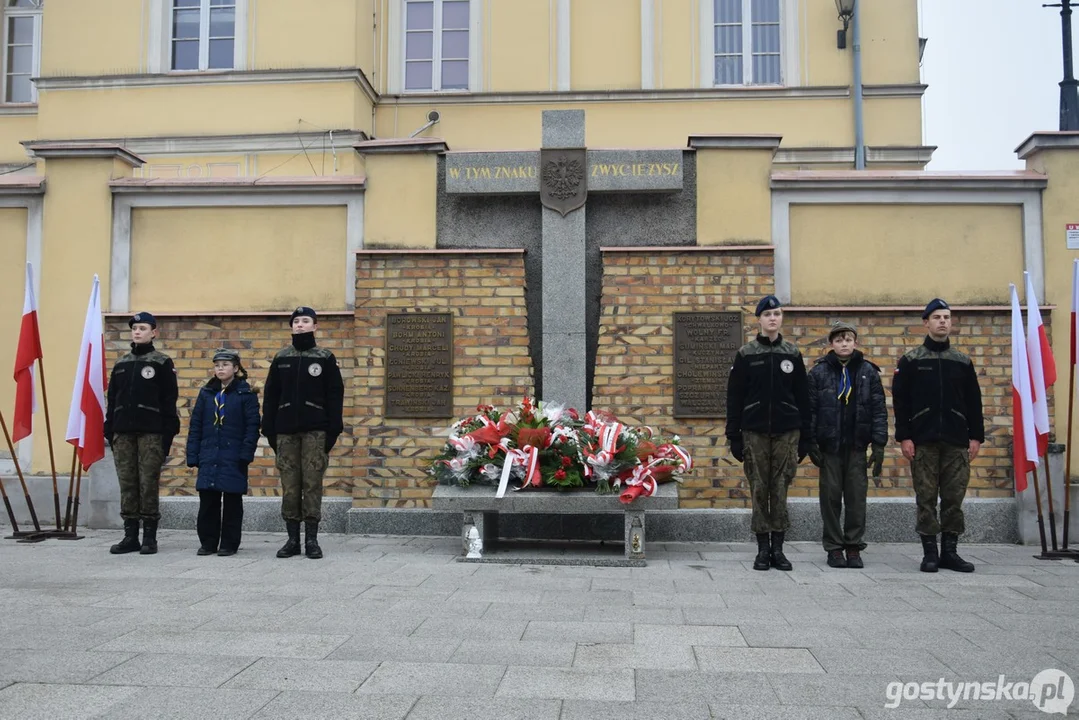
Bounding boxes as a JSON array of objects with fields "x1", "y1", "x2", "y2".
[
  {"x1": 35, "y1": 357, "x2": 61, "y2": 531},
  {"x1": 1033, "y1": 465, "x2": 1050, "y2": 557},
  {"x1": 0, "y1": 464, "x2": 20, "y2": 534},
  {"x1": 63, "y1": 445, "x2": 76, "y2": 532},
  {"x1": 1044, "y1": 448, "x2": 1060, "y2": 552},
  {"x1": 0, "y1": 409, "x2": 40, "y2": 532},
  {"x1": 69, "y1": 460, "x2": 83, "y2": 534}
]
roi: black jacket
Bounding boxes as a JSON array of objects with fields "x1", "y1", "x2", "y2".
[
  {"x1": 262, "y1": 336, "x2": 345, "y2": 450},
  {"x1": 186, "y1": 378, "x2": 261, "y2": 495},
  {"x1": 807, "y1": 350, "x2": 888, "y2": 453},
  {"x1": 104, "y1": 342, "x2": 180, "y2": 442},
  {"x1": 891, "y1": 336, "x2": 985, "y2": 447},
  {"x1": 725, "y1": 334, "x2": 811, "y2": 439}
]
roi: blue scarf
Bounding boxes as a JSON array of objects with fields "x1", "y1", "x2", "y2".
[
  {"x1": 213, "y1": 388, "x2": 226, "y2": 427},
  {"x1": 837, "y1": 363, "x2": 852, "y2": 405}
]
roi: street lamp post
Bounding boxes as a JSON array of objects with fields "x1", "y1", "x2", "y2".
[{"x1": 1045, "y1": 0, "x2": 1079, "y2": 131}]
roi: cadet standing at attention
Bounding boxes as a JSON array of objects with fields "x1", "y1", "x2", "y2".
[
  {"x1": 103, "y1": 312, "x2": 180, "y2": 556},
  {"x1": 892, "y1": 299, "x2": 984, "y2": 573},
  {"x1": 726, "y1": 295, "x2": 812, "y2": 571},
  {"x1": 262, "y1": 307, "x2": 344, "y2": 560}
]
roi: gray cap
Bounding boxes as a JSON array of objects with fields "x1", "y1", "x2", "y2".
[
  {"x1": 827, "y1": 321, "x2": 858, "y2": 342},
  {"x1": 212, "y1": 348, "x2": 241, "y2": 364}
]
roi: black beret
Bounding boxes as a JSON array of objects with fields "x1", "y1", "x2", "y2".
[
  {"x1": 128, "y1": 312, "x2": 157, "y2": 329},
  {"x1": 922, "y1": 298, "x2": 950, "y2": 320},
  {"x1": 289, "y1": 306, "x2": 318, "y2": 325}
]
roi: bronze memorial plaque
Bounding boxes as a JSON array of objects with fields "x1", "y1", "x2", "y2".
[
  {"x1": 384, "y1": 312, "x2": 454, "y2": 418},
  {"x1": 673, "y1": 311, "x2": 743, "y2": 418}
]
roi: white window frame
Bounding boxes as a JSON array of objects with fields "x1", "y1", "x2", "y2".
[
  {"x1": 148, "y1": 0, "x2": 247, "y2": 74},
  {"x1": 388, "y1": 0, "x2": 481, "y2": 94},
  {"x1": 699, "y1": 0, "x2": 800, "y2": 88},
  {"x1": 2, "y1": 0, "x2": 42, "y2": 105}
]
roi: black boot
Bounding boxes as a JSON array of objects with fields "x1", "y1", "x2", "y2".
[
  {"x1": 770, "y1": 531, "x2": 792, "y2": 571},
  {"x1": 277, "y1": 520, "x2": 301, "y2": 558},
  {"x1": 305, "y1": 521, "x2": 323, "y2": 559},
  {"x1": 753, "y1": 533, "x2": 771, "y2": 570},
  {"x1": 844, "y1": 547, "x2": 863, "y2": 569},
  {"x1": 919, "y1": 534, "x2": 939, "y2": 573},
  {"x1": 110, "y1": 519, "x2": 141, "y2": 554},
  {"x1": 939, "y1": 532, "x2": 975, "y2": 573},
  {"x1": 826, "y1": 549, "x2": 847, "y2": 568},
  {"x1": 139, "y1": 519, "x2": 158, "y2": 555}
]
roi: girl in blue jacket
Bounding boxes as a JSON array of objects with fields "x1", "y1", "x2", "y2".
[{"x1": 186, "y1": 349, "x2": 261, "y2": 556}]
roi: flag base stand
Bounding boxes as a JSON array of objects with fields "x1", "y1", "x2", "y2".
[
  {"x1": 1034, "y1": 550, "x2": 1077, "y2": 560},
  {"x1": 5, "y1": 530, "x2": 47, "y2": 543},
  {"x1": 42, "y1": 529, "x2": 84, "y2": 540}
]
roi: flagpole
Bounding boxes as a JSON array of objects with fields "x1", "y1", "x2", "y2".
[
  {"x1": 0, "y1": 409, "x2": 44, "y2": 541},
  {"x1": 1066, "y1": 353, "x2": 1076, "y2": 551},
  {"x1": 34, "y1": 357, "x2": 62, "y2": 532},
  {"x1": 1044, "y1": 450, "x2": 1059, "y2": 552},
  {"x1": 62, "y1": 445, "x2": 76, "y2": 532},
  {"x1": 0, "y1": 464, "x2": 20, "y2": 535},
  {"x1": 1032, "y1": 465, "x2": 1051, "y2": 558}
]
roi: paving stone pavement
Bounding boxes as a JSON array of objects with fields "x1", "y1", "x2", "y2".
[{"x1": 0, "y1": 530, "x2": 1077, "y2": 719}]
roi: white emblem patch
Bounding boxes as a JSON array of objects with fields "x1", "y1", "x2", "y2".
[
  {"x1": 141, "y1": 366, "x2": 156, "y2": 379},
  {"x1": 780, "y1": 359, "x2": 794, "y2": 374},
  {"x1": 308, "y1": 363, "x2": 322, "y2": 377}
]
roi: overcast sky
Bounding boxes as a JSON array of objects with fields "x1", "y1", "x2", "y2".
[{"x1": 920, "y1": 0, "x2": 1066, "y2": 170}]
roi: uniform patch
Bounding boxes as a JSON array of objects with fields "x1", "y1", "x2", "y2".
[
  {"x1": 141, "y1": 366, "x2": 156, "y2": 379},
  {"x1": 780, "y1": 359, "x2": 794, "y2": 374},
  {"x1": 308, "y1": 363, "x2": 323, "y2": 377}
]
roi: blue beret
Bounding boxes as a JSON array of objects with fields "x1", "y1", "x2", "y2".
[
  {"x1": 128, "y1": 312, "x2": 156, "y2": 328},
  {"x1": 289, "y1": 306, "x2": 318, "y2": 325},
  {"x1": 755, "y1": 295, "x2": 782, "y2": 317},
  {"x1": 922, "y1": 298, "x2": 950, "y2": 320}
]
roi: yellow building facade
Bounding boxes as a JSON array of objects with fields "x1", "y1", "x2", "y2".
[{"x1": 0, "y1": 0, "x2": 1072, "y2": 542}]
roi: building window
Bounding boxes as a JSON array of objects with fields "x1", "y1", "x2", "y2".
[
  {"x1": 3, "y1": 0, "x2": 42, "y2": 104},
  {"x1": 171, "y1": 0, "x2": 235, "y2": 71},
  {"x1": 404, "y1": 0, "x2": 470, "y2": 91},
  {"x1": 712, "y1": 0, "x2": 781, "y2": 85}
]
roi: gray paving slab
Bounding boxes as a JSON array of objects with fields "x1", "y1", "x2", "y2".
[
  {"x1": 496, "y1": 666, "x2": 635, "y2": 701},
  {"x1": 0, "y1": 682, "x2": 141, "y2": 720},
  {"x1": 583, "y1": 606, "x2": 685, "y2": 624},
  {"x1": 222, "y1": 657, "x2": 379, "y2": 692},
  {"x1": 325, "y1": 635, "x2": 463, "y2": 663},
  {"x1": 98, "y1": 686, "x2": 280, "y2": 719},
  {"x1": 357, "y1": 661, "x2": 505, "y2": 697},
  {"x1": 561, "y1": 699, "x2": 712, "y2": 719},
  {"x1": 634, "y1": 623, "x2": 747, "y2": 646},
  {"x1": 635, "y1": 669, "x2": 779, "y2": 703},
  {"x1": 412, "y1": 617, "x2": 527, "y2": 641},
  {"x1": 93, "y1": 628, "x2": 350, "y2": 659},
  {"x1": 768, "y1": 673, "x2": 903, "y2": 707},
  {"x1": 695, "y1": 647, "x2": 825, "y2": 673},
  {"x1": 0, "y1": 624, "x2": 132, "y2": 652},
  {"x1": 251, "y1": 690, "x2": 416, "y2": 719},
  {"x1": 0, "y1": 650, "x2": 133, "y2": 684},
  {"x1": 682, "y1": 606, "x2": 797, "y2": 626},
  {"x1": 929, "y1": 648, "x2": 1067, "y2": 676},
  {"x1": 845, "y1": 709, "x2": 1011, "y2": 720},
  {"x1": 481, "y1": 602, "x2": 587, "y2": 621},
  {"x1": 450, "y1": 640, "x2": 576, "y2": 667},
  {"x1": 809, "y1": 647, "x2": 949, "y2": 675},
  {"x1": 739, "y1": 624, "x2": 862, "y2": 648},
  {"x1": 523, "y1": 621, "x2": 633, "y2": 644},
  {"x1": 573, "y1": 642, "x2": 698, "y2": 670},
  {"x1": 405, "y1": 696, "x2": 562, "y2": 720},
  {"x1": 89, "y1": 652, "x2": 259, "y2": 688},
  {"x1": 707, "y1": 704, "x2": 864, "y2": 720}
]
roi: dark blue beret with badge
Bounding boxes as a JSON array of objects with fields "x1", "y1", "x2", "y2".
[
  {"x1": 755, "y1": 295, "x2": 782, "y2": 317},
  {"x1": 128, "y1": 311, "x2": 157, "y2": 328},
  {"x1": 289, "y1": 306, "x2": 318, "y2": 325},
  {"x1": 922, "y1": 298, "x2": 950, "y2": 320}
]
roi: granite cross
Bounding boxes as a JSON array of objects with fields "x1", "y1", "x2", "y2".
[{"x1": 444, "y1": 109, "x2": 684, "y2": 412}]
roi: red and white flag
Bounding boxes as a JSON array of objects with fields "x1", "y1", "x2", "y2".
[
  {"x1": 12, "y1": 262, "x2": 42, "y2": 443},
  {"x1": 64, "y1": 276, "x2": 107, "y2": 471},
  {"x1": 1072, "y1": 259, "x2": 1079, "y2": 372},
  {"x1": 1012, "y1": 284, "x2": 1039, "y2": 493},
  {"x1": 1025, "y1": 272, "x2": 1057, "y2": 456}
]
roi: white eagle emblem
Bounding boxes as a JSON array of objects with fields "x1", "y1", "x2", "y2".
[
  {"x1": 308, "y1": 363, "x2": 323, "y2": 377},
  {"x1": 780, "y1": 359, "x2": 794, "y2": 374},
  {"x1": 141, "y1": 366, "x2": 156, "y2": 379}
]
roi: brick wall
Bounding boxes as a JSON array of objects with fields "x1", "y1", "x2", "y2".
[
  {"x1": 592, "y1": 247, "x2": 1044, "y2": 508},
  {"x1": 103, "y1": 314, "x2": 356, "y2": 497},
  {"x1": 352, "y1": 250, "x2": 533, "y2": 508}
]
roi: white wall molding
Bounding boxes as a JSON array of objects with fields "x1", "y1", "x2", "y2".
[
  {"x1": 770, "y1": 187, "x2": 1045, "y2": 304},
  {"x1": 110, "y1": 190, "x2": 364, "y2": 312},
  {"x1": 641, "y1": 0, "x2": 654, "y2": 90},
  {"x1": 557, "y1": 0, "x2": 570, "y2": 91}
]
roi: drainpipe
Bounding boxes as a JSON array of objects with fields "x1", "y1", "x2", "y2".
[{"x1": 852, "y1": 0, "x2": 866, "y2": 169}]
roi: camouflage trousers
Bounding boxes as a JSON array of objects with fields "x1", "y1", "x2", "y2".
[
  {"x1": 911, "y1": 441, "x2": 970, "y2": 535},
  {"x1": 743, "y1": 430, "x2": 800, "y2": 534},
  {"x1": 113, "y1": 433, "x2": 165, "y2": 521},
  {"x1": 819, "y1": 447, "x2": 868, "y2": 552},
  {"x1": 275, "y1": 431, "x2": 328, "y2": 523}
]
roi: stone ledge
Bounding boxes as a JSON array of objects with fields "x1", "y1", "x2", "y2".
[
  {"x1": 157, "y1": 496, "x2": 354, "y2": 534},
  {"x1": 431, "y1": 482, "x2": 678, "y2": 513}
]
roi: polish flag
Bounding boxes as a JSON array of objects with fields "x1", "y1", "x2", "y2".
[
  {"x1": 1072, "y1": 259, "x2": 1079, "y2": 370},
  {"x1": 1025, "y1": 272, "x2": 1057, "y2": 456},
  {"x1": 64, "y1": 276, "x2": 107, "y2": 471},
  {"x1": 12, "y1": 262, "x2": 42, "y2": 443},
  {"x1": 1012, "y1": 284, "x2": 1039, "y2": 493}
]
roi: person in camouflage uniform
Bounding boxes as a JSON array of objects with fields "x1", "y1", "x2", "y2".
[
  {"x1": 103, "y1": 312, "x2": 179, "y2": 555},
  {"x1": 726, "y1": 295, "x2": 812, "y2": 571},
  {"x1": 262, "y1": 306, "x2": 344, "y2": 559},
  {"x1": 892, "y1": 298, "x2": 984, "y2": 573}
]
